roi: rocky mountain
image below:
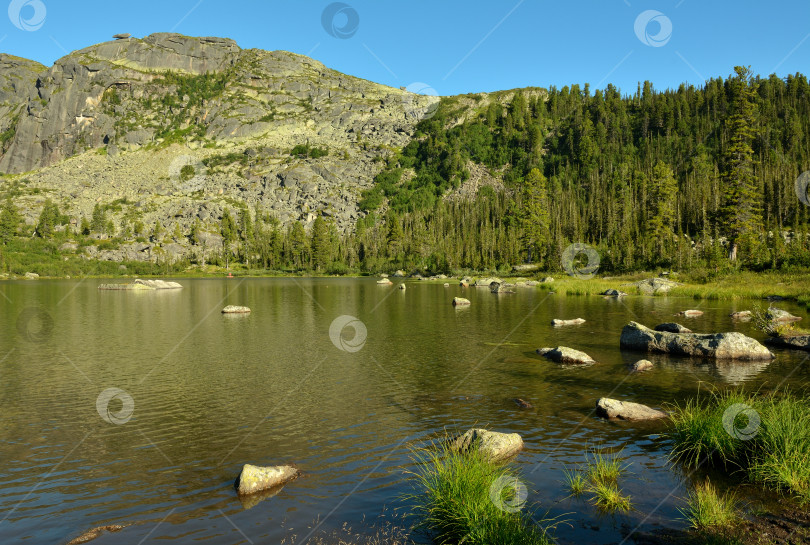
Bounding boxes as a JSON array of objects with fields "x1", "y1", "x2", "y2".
[{"x1": 0, "y1": 33, "x2": 439, "y2": 244}]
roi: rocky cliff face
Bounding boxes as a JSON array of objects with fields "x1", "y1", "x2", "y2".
[{"x1": 0, "y1": 33, "x2": 438, "y2": 240}]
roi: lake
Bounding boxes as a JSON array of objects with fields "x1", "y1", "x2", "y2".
[{"x1": 0, "y1": 278, "x2": 807, "y2": 544}]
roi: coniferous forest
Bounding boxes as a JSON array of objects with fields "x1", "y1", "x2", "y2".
[
  {"x1": 352, "y1": 66, "x2": 810, "y2": 275},
  {"x1": 2, "y1": 67, "x2": 810, "y2": 277}
]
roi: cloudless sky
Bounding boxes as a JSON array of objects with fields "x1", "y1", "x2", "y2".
[{"x1": 1, "y1": 0, "x2": 808, "y2": 97}]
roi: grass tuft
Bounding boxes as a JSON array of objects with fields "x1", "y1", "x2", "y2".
[
  {"x1": 667, "y1": 390, "x2": 810, "y2": 504},
  {"x1": 405, "y1": 438, "x2": 551, "y2": 545},
  {"x1": 680, "y1": 480, "x2": 741, "y2": 531}
]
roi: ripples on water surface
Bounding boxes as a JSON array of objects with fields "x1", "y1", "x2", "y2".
[{"x1": 0, "y1": 278, "x2": 807, "y2": 544}]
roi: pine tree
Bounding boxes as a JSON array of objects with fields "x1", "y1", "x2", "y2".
[
  {"x1": 220, "y1": 208, "x2": 237, "y2": 269},
  {"x1": 310, "y1": 216, "x2": 334, "y2": 271},
  {"x1": 719, "y1": 66, "x2": 763, "y2": 261},
  {"x1": 0, "y1": 199, "x2": 21, "y2": 245},
  {"x1": 35, "y1": 199, "x2": 61, "y2": 239},
  {"x1": 288, "y1": 221, "x2": 308, "y2": 269},
  {"x1": 519, "y1": 168, "x2": 550, "y2": 263},
  {"x1": 648, "y1": 161, "x2": 678, "y2": 259},
  {"x1": 90, "y1": 204, "x2": 107, "y2": 234}
]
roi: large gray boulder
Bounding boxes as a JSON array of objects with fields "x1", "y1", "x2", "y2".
[
  {"x1": 236, "y1": 464, "x2": 299, "y2": 496},
  {"x1": 620, "y1": 321, "x2": 774, "y2": 360},
  {"x1": 475, "y1": 277, "x2": 501, "y2": 287},
  {"x1": 450, "y1": 428, "x2": 523, "y2": 462},
  {"x1": 490, "y1": 282, "x2": 515, "y2": 294},
  {"x1": 536, "y1": 346, "x2": 596, "y2": 365},
  {"x1": 596, "y1": 398, "x2": 667, "y2": 421}
]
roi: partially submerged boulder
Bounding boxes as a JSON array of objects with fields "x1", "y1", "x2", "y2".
[
  {"x1": 536, "y1": 346, "x2": 596, "y2": 365},
  {"x1": 676, "y1": 309, "x2": 704, "y2": 317},
  {"x1": 236, "y1": 464, "x2": 300, "y2": 496},
  {"x1": 730, "y1": 310, "x2": 753, "y2": 320},
  {"x1": 766, "y1": 307, "x2": 802, "y2": 323},
  {"x1": 450, "y1": 428, "x2": 523, "y2": 462},
  {"x1": 654, "y1": 322, "x2": 692, "y2": 334},
  {"x1": 764, "y1": 335, "x2": 810, "y2": 351},
  {"x1": 552, "y1": 318, "x2": 586, "y2": 326},
  {"x1": 98, "y1": 278, "x2": 183, "y2": 290},
  {"x1": 453, "y1": 297, "x2": 471, "y2": 306},
  {"x1": 222, "y1": 305, "x2": 251, "y2": 314},
  {"x1": 596, "y1": 398, "x2": 667, "y2": 421},
  {"x1": 398, "y1": 283, "x2": 407, "y2": 290},
  {"x1": 490, "y1": 282, "x2": 515, "y2": 294},
  {"x1": 631, "y1": 359, "x2": 653, "y2": 372},
  {"x1": 620, "y1": 321, "x2": 774, "y2": 360},
  {"x1": 377, "y1": 278, "x2": 393, "y2": 285},
  {"x1": 475, "y1": 277, "x2": 502, "y2": 287},
  {"x1": 601, "y1": 289, "x2": 627, "y2": 297},
  {"x1": 629, "y1": 278, "x2": 680, "y2": 295}
]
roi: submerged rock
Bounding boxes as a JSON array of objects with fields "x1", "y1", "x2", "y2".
[
  {"x1": 552, "y1": 318, "x2": 586, "y2": 326},
  {"x1": 620, "y1": 321, "x2": 774, "y2": 360},
  {"x1": 452, "y1": 297, "x2": 471, "y2": 306},
  {"x1": 377, "y1": 278, "x2": 393, "y2": 285},
  {"x1": 513, "y1": 398, "x2": 534, "y2": 409},
  {"x1": 654, "y1": 322, "x2": 692, "y2": 334},
  {"x1": 67, "y1": 525, "x2": 127, "y2": 545},
  {"x1": 675, "y1": 309, "x2": 704, "y2": 317},
  {"x1": 450, "y1": 428, "x2": 523, "y2": 462},
  {"x1": 536, "y1": 346, "x2": 596, "y2": 365},
  {"x1": 596, "y1": 398, "x2": 667, "y2": 421},
  {"x1": 631, "y1": 359, "x2": 654, "y2": 372},
  {"x1": 222, "y1": 305, "x2": 251, "y2": 314},
  {"x1": 236, "y1": 464, "x2": 299, "y2": 496}
]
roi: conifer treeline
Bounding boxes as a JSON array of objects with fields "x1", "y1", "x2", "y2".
[{"x1": 356, "y1": 67, "x2": 810, "y2": 273}]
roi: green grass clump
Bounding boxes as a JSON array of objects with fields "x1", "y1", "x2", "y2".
[
  {"x1": 668, "y1": 391, "x2": 810, "y2": 503},
  {"x1": 680, "y1": 480, "x2": 741, "y2": 531},
  {"x1": 406, "y1": 440, "x2": 551, "y2": 545},
  {"x1": 563, "y1": 469, "x2": 586, "y2": 496},
  {"x1": 590, "y1": 481, "x2": 632, "y2": 513},
  {"x1": 563, "y1": 450, "x2": 632, "y2": 513}
]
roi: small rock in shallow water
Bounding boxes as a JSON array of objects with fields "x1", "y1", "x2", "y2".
[
  {"x1": 67, "y1": 524, "x2": 127, "y2": 545},
  {"x1": 675, "y1": 309, "x2": 703, "y2": 317},
  {"x1": 596, "y1": 397, "x2": 667, "y2": 421},
  {"x1": 222, "y1": 305, "x2": 251, "y2": 314},
  {"x1": 552, "y1": 318, "x2": 586, "y2": 326},
  {"x1": 631, "y1": 360, "x2": 653, "y2": 372},
  {"x1": 453, "y1": 297, "x2": 471, "y2": 306},
  {"x1": 236, "y1": 464, "x2": 300, "y2": 496},
  {"x1": 536, "y1": 346, "x2": 596, "y2": 365},
  {"x1": 450, "y1": 428, "x2": 523, "y2": 462}
]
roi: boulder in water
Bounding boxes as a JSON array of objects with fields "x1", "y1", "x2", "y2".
[
  {"x1": 675, "y1": 309, "x2": 704, "y2": 317},
  {"x1": 536, "y1": 346, "x2": 596, "y2": 365},
  {"x1": 236, "y1": 464, "x2": 300, "y2": 496},
  {"x1": 222, "y1": 305, "x2": 251, "y2": 314},
  {"x1": 453, "y1": 297, "x2": 471, "y2": 306},
  {"x1": 620, "y1": 321, "x2": 774, "y2": 360},
  {"x1": 552, "y1": 318, "x2": 586, "y2": 326},
  {"x1": 450, "y1": 428, "x2": 523, "y2": 462},
  {"x1": 596, "y1": 398, "x2": 667, "y2": 421},
  {"x1": 601, "y1": 289, "x2": 627, "y2": 297},
  {"x1": 630, "y1": 359, "x2": 653, "y2": 372}
]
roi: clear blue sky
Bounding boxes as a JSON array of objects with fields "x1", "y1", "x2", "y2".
[{"x1": 1, "y1": 0, "x2": 808, "y2": 96}]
